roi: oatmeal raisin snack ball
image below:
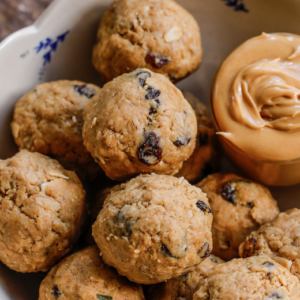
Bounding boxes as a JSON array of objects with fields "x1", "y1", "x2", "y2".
[
  {"x1": 0, "y1": 150, "x2": 86, "y2": 273},
  {"x1": 176, "y1": 91, "x2": 219, "y2": 183},
  {"x1": 92, "y1": 174, "x2": 213, "y2": 284},
  {"x1": 240, "y1": 208, "x2": 300, "y2": 280},
  {"x1": 197, "y1": 173, "x2": 279, "y2": 261},
  {"x1": 147, "y1": 255, "x2": 224, "y2": 300},
  {"x1": 11, "y1": 80, "x2": 102, "y2": 181},
  {"x1": 39, "y1": 246, "x2": 145, "y2": 300},
  {"x1": 92, "y1": 0, "x2": 202, "y2": 82},
  {"x1": 83, "y1": 69, "x2": 197, "y2": 181},
  {"x1": 193, "y1": 256, "x2": 300, "y2": 300}
]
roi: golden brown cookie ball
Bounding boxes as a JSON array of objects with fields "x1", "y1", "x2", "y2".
[
  {"x1": 92, "y1": 0, "x2": 202, "y2": 82},
  {"x1": 92, "y1": 174, "x2": 213, "y2": 284},
  {"x1": 240, "y1": 208, "x2": 300, "y2": 280},
  {"x1": 197, "y1": 173, "x2": 280, "y2": 261},
  {"x1": 0, "y1": 150, "x2": 86, "y2": 273},
  {"x1": 176, "y1": 91, "x2": 219, "y2": 183},
  {"x1": 147, "y1": 255, "x2": 224, "y2": 300},
  {"x1": 11, "y1": 80, "x2": 102, "y2": 181},
  {"x1": 193, "y1": 256, "x2": 300, "y2": 300},
  {"x1": 39, "y1": 246, "x2": 145, "y2": 300},
  {"x1": 83, "y1": 69, "x2": 197, "y2": 181}
]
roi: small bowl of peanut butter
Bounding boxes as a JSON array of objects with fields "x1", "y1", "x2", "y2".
[{"x1": 211, "y1": 32, "x2": 300, "y2": 186}]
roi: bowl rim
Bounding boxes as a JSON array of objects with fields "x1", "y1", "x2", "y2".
[{"x1": 0, "y1": 0, "x2": 62, "y2": 52}]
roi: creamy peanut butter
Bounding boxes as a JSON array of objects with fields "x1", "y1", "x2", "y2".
[{"x1": 213, "y1": 33, "x2": 300, "y2": 161}]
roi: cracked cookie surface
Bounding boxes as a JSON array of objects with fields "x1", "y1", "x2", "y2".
[
  {"x1": 240, "y1": 208, "x2": 300, "y2": 280},
  {"x1": 92, "y1": 173, "x2": 212, "y2": 284},
  {"x1": 0, "y1": 150, "x2": 86, "y2": 272},
  {"x1": 176, "y1": 91, "x2": 219, "y2": 183},
  {"x1": 92, "y1": 0, "x2": 202, "y2": 82},
  {"x1": 197, "y1": 173, "x2": 280, "y2": 260},
  {"x1": 11, "y1": 80, "x2": 102, "y2": 181},
  {"x1": 83, "y1": 69, "x2": 197, "y2": 181},
  {"x1": 39, "y1": 246, "x2": 145, "y2": 300},
  {"x1": 147, "y1": 255, "x2": 224, "y2": 300},
  {"x1": 193, "y1": 256, "x2": 300, "y2": 300}
]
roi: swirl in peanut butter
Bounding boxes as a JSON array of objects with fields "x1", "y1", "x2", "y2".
[
  {"x1": 213, "y1": 33, "x2": 300, "y2": 161},
  {"x1": 231, "y1": 58, "x2": 300, "y2": 131}
]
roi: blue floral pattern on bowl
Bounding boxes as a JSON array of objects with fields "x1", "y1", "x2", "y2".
[
  {"x1": 221, "y1": 0, "x2": 249, "y2": 13},
  {"x1": 34, "y1": 30, "x2": 70, "y2": 66}
]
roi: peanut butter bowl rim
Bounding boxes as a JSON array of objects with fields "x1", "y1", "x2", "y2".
[{"x1": 211, "y1": 32, "x2": 300, "y2": 163}]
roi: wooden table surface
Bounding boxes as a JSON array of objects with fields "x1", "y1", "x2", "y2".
[{"x1": 0, "y1": 0, "x2": 53, "y2": 42}]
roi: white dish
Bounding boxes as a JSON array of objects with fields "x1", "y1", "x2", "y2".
[{"x1": 1, "y1": 0, "x2": 300, "y2": 299}]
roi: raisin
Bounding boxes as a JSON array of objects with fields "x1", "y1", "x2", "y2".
[
  {"x1": 181, "y1": 273, "x2": 189, "y2": 279},
  {"x1": 161, "y1": 244, "x2": 176, "y2": 258},
  {"x1": 73, "y1": 84, "x2": 97, "y2": 99},
  {"x1": 241, "y1": 236, "x2": 257, "y2": 257},
  {"x1": 199, "y1": 132, "x2": 209, "y2": 145},
  {"x1": 51, "y1": 285, "x2": 61, "y2": 298},
  {"x1": 114, "y1": 211, "x2": 125, "y2": 223},
  {"x1": 210, "y1": 257, "x2": 218, "y2": 263},
  {"x1": 196, "y1": 200, "x2": 212, "y2": 214},
  {"x1": 263, "y1": 261, "x2": 274, "y2": 268},
  {"x1": 125, "y1": 224, "x2": 133, "y2": 236},
  {"x1": 173, "y1": 140, "x2": 184, "y2": 147},
  {"x1": 155, "y1": 99, "x2": 160, "y2": 106},
  {"x1": 146, "y1": 53, "x2": 171, "y2": 68},
  {"x1": 267, "y1": 272, "x2": 273, "y2": 280},
  {"x1": 136, "y1": 70, "x2": 151, "y2": 87},
  {"x1": 145, "y1": 86, "x2": 161, "y2": 99},
  {"x1": 246, "y1": 202, "x2": 254, "y2": 209},
  {"x1": 197, "y1": 242, "x2": 210, "y2": 258},
  {"x1": 203, "y1": 246, "x2": 211, "y2": 258},
  {"x1": 137, "y1": 132, "x2": 162, "y2": 165},
  {"x1": 149, "y1": 108, "x2": 157, "y2": 115},
  {"x1": 114, "y1": 211, "x2": 134, "y2": 237},
  {"x1": 267, "y1": 292, "x2": 282, "y2": 299},
  {"x1": 221, "y1": 181, "x2": 236, "y2": 203},
  {"x1": 248, "y1": 236, "x2": 257, "y2": 248},
  {"x1": 169, "y1": 74, "x2": 178, "y2": 81},
  {"x1": 173, "y1": 138, "x2": 191, "y2": 147}
]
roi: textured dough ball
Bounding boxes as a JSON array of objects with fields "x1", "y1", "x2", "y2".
[
  {"x1": 39, "y1": 246, "x2": 145, "y2": 300},
  {"x1": 92, "y1": 0, "x2": 202, "y2": 82},
  {"x1": 11, "y1": 80, "x2": 102, "y2": 181},
  {"x1": 83, "y1": 69, "x2": 197, "y2": 181},
  {"x1": 147, "y1": 255, "x2": 224, "y2": 300},
  {"x1": 176, "y1": 91, "x2": 219, "y2": 183},
  {"x1": 197, "y1": 174, "x2": 280, "y2": 261},
  {"x1": 239, "y1": 208, "x2": 300, "y2": 280},
  {"x1": 92, "y1": 174, "x2": 213, "y2": 284},
  {"x1": 0, "y1": 150, "x2": 86, "y2": 273},
  {"x1": 193, "y1": 256, "x2": 300, "y2": 300}
]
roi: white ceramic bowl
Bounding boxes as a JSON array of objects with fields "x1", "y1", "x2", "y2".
[{"x1": 1, "y1": 0, "x2": 300, "y2": 299}]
